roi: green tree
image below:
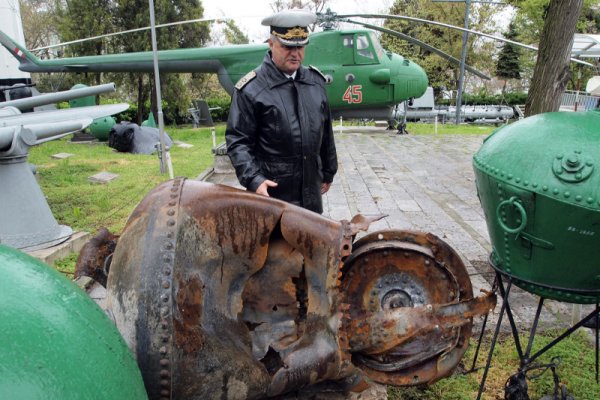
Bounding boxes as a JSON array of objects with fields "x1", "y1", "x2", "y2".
[
  {"x1": 507, "y1": 0, "x2": 600, "y2": 91},
  {"x1": 223, "y1": 20, "x2": 249, "y2": 45},
  {"x1": 21, "y1": 0, "x2": 59, "y2": 57},
  {"x1": 112, "y1": 0, "x2": 211, "y2": 123},
  {"x1": 56, "y1": 0, "x2": 115, "y2": 87},
  {"x1": 380, "y1": 0, "x2": 498, "y2": 97},
  {"x1": 495, "y1": 21, "x2": 521, "y2": 94}
]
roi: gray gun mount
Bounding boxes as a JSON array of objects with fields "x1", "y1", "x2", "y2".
[{"x1": 0, "y1": 83, "x2": 128, "y2": 251}]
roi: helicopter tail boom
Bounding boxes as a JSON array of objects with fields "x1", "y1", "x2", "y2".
[{"x1": 0, "y1": 29, "x2": 41, "y2": 72}]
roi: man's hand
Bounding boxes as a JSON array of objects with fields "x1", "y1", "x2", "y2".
[
  {"x1": 321, "y1": 182, "x2": 332, "y2": 194},
  {"x1": 256, "y1": 179, "x2": 278, "y2": 196}
]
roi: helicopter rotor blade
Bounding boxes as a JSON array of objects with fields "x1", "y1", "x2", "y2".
[
  {"x1": 338, "y1": 13, "x2": 594, "y2": 68},
  {"x1": 345, "y1": 18, "x2": 491, "y2": 80},
  {"x1": 32, "y1": 17, "x2": 226, "y2": 51}
]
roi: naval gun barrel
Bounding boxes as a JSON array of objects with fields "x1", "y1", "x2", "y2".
[
  {"x1": 0, "y1": 83, "x2": 116, "y2": 111},
  {"x1": 0, "y1": 103, "x2": 128, "y2": 152},
  {"x1": 0, "y1": 121, "x2": 91, "y2": 150}
]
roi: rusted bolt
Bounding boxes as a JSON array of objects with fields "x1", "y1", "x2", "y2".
[
  {"x1": 159, "y1": 347, "x2": 168, "y2": 355},
  {"x1": 160, "y1": 379, "x2": 169, "y2": 387},
  {"x1": 159, "y1": 369, "x2": 170, "y2": 377},
  {"x1": 160, "y1": 359, "x2": 169, "y2": 366}
]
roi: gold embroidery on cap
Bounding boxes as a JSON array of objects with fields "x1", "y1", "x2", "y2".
[{"x1": 272, "y1": 27, "x2": 308, "y2": 40}]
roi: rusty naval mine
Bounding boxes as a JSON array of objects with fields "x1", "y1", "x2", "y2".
[{"x1": 105, "y1": 179, "x2": 495, "y2": 399}]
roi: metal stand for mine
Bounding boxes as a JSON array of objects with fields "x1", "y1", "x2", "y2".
[{"x1": 471, "y1": 259, "x2": 600, "y2": 400}]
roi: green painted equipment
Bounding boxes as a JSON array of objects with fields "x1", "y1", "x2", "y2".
[
  {"x1": 141, "y1": 112, "x2": 157, "y2": 128},
  {"x1": 0, "y1": 245, "x2": 147, "y2": 399},
  {"x1": 90, "y1": 115, "x2": 116, "y2": 140},
  {"x1": 68, "y1": 83, "x2": 96, "y2": 108},
  {"x1": 473, "y1": 110, "x2": 600, "y2": 303}
]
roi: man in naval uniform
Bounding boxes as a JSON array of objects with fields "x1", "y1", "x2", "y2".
[{"x1": 225, "y1": 9, "x2": 338, "y2": 214}]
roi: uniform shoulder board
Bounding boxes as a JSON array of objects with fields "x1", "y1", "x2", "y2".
[
  {"x1": 308, "y1": 65, "x2": 327, "y2": 82},
  {"x1": 235, "y1": 71, "x2": 257, "y2": 90}
]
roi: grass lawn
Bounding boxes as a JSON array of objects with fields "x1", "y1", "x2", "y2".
[
  {"x1": 28, "y1": 125, "x2": 225, "y2": 234},
  {"x1": 388, "y1": 331, "x2": 599, "y2": 399},
  {"x1": 406, "y1": 122, "x2": 499, "y2": 135}
]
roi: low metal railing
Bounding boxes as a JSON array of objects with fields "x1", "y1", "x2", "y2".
[{"x1": 561, "y1": 90, "x2": 600, "y2": 111}]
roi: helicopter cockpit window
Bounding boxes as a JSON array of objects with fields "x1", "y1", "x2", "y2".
[
  {"x1": 369, "y1": 32, "x2": 386, "y2": 60},
  {"x1": 352, "y1": 33, "x2": 378, "y2": 65},
  {"x1": 356, "y1": 34, "x2": 374, "y2": 60},
  {"x1": 341, "y1": 35, "x2": 354, "y2": 65}
]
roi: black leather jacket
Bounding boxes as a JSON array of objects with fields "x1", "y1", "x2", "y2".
[{"x1": 226, "y1": 52, "x2": 338, "y2": 214}]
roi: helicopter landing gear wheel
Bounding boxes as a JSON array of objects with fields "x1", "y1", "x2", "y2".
[{"x1": 341, "y1": 230, "x2": 495, "y2": 386}]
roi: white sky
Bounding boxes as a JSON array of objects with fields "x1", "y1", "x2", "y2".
[{"x1": 202, "y1": 0, "x2": 393, "y2": 43}]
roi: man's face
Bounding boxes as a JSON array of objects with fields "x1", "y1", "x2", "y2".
[{"x1": 268, "y1": 38, "x2": 305, "y2": 75}]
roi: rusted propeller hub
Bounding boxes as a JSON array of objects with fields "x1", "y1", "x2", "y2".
[{"x1": 341, "y1": 230, "x2": 495, "y2": 386}]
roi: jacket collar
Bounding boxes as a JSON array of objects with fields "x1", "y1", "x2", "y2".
[{"x1": 262, "y1": 51, "x2": 311, "y2": 88}]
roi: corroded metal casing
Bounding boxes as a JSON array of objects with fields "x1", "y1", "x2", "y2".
[
  {"x1": 473, "y1": 110, "x2": 600, "y2": 303},
  {"x1": 107, "y1": 179, "x2": 352, "y2": 399},
  {"x1": 107, "y1": 180, "x2": 494, "y2": 399}
]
